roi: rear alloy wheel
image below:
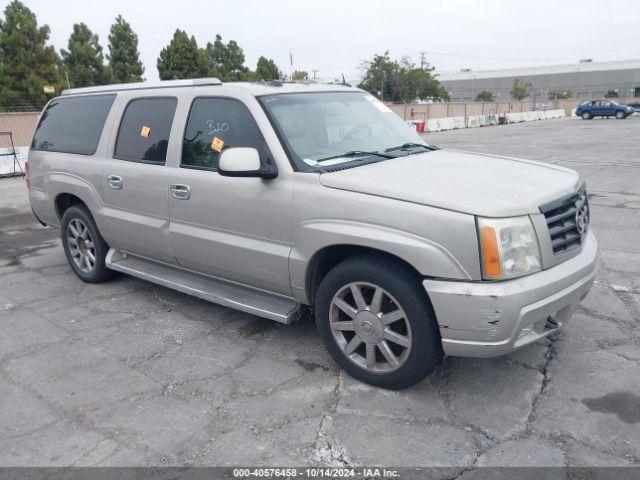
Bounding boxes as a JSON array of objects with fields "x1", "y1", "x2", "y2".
[
  {"x1": 67, "y1": 218, "x2": 97, "y2": 274},
  {"x1": 61, "y1": 205, "x2": 114, "y2": 283},
  {"x1": 581, "y1": 111, "x2": 592, "y2": 120},
  {"x1": 315, "y1": 256, "x2": 443, "y2": 389},
  {"x1": 615, "y1": 110, "x2": 625, "y2": 119}
]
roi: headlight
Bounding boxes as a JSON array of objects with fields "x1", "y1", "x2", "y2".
[{"x1": 478, "y1": 216, "x2": 541, "y2": 280}]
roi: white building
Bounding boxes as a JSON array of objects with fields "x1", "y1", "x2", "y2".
[{"x1": 437, "y1": 59, "x2": 640, "y2": 102}]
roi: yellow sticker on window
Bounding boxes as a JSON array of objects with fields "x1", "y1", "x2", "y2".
[
  {"x1": 211, "y1": 136, "x2": 224, "y2": 153},
  {"x1": 140, "y1": 125, "x2": 151, "y2": 138}
]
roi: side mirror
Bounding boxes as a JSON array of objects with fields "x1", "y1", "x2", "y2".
[{"x1": 218, "y1": 147, "x2": 277, "y2": 179}]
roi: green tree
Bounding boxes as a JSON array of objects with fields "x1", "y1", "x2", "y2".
[
  {"x1": 0, "y1": 0, "x2": 64, "y2": 109},
  {"x1": 475, "y1": 90, "x2": 494, "y2": 101},
  {"x1": 358, "y1": 52, "x2": 449, "y2": 103},
  {"x1": 61, "y1": 23, "x2": 113, "y2": 88},
  {"x1": 292, "y1": 70, "x2": 308, "y2": 81},
  {"x1": 107, "y1": 15, "x2": 144, "y2": 83},
  {"x1": 510, "y1": 78, "x2": 531, "y2": 101},
  {"x1": 255, "y1": 56, "x2": 279, "y2": 81},
  {"x1": 157, "y1": 29, "x2": 212, "y2": 80},
  {"x1": 402, "y1": 65, "x2": 449, "y2": 103},
  {"x1": 358, "y1": 51, "x2": 397, "y2": 101},
  {"x1": 205, "y1": 34, "x2": 251, "y2": 81}
]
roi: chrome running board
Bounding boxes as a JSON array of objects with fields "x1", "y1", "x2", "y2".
[{"x1": 105, "y1": 249, "x2": 300, "y2": 324}]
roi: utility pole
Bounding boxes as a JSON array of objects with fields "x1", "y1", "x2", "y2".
[
  {"x1": 312, "y1": 69, "x2": 319, "y2": 80},
  {"x1": 419, "y1": 51, "x2": 427, "y2": 70}
]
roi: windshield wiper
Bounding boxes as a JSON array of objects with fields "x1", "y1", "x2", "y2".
[
  {"x1": 313, "y1": 150, "x2": 394, "y2": 163},
  {"x1": 384, "y1": 143, "x2": 438, "y2": 153}
]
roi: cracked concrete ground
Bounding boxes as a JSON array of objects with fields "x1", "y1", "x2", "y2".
[{"x1": 0, "y1": 116, "x2": 638, "y2": 470}]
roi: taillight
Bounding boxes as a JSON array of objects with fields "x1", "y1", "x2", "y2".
[{"x1": 24, "y1": 161, "x2": 30, "y2": 189}]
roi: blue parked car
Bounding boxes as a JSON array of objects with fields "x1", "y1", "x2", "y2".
[{"x1": 576, "y1": 99, "x2": 634, "y2": 120}]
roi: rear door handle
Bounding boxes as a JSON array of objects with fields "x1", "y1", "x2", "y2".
[
  {"x1": 106, "y1": 175, "x2": 122, "y2": 190},
  {"x1": 170, "y1": 184, "x2": 191, "y2": 200}
]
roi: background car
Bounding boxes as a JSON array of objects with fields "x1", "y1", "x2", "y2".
[{"x1": 576, "y1": 99, "x2": 634, "y2": 119}]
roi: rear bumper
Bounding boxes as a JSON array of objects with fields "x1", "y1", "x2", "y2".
[{"x1": 424, "y1": 231, "x2": 598, "y2": 357}]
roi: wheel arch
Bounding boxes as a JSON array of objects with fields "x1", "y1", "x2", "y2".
[
  {"x1": 54, "y1": 192, "x2": 88, "y2": 221},
  {"x1": 304, "y1": 244, "x2": 424, "y2": 305},
  {"x1": 46, "y1": 171, "x2": 104, "y2": 228},
  {"x1": 290, "y1": 220, "x2": 473, "y2": 305}
]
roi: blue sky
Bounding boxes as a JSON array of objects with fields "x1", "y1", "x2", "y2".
[{"x1": 4, "y1": 0, "x2": 639, "y2": 82}]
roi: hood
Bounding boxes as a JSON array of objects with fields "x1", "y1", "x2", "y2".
[{"x1": 319, "y1": 149, "x2": 581, "y2": 217}]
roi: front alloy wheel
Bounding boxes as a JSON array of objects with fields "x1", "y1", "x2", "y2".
[
  {"x1": 329, "y1": 282, "x2": 411, "y2": 373},
  {"x1": 315, "y1": 255, "x2": 443, "y2": 389}
]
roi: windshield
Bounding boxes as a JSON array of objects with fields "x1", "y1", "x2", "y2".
[{"x1": 259, "y1": 91, "x2": 430, "y2": 171}]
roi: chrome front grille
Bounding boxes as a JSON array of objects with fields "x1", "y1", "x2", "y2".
[{"x1": 540, "y1": 188, "x2": 589, "y2": 255}]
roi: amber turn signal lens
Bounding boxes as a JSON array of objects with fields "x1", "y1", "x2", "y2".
[{"x1": 481, "y1": 225, "x2": 502, "y2": 278}]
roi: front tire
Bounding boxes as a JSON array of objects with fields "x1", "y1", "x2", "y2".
[
  {"x1": 615, "y1": 111, "x2": 625, "y2": 119},
  {"x1": 61, "y1": 205, "x2": 113, "y2": 283},
  {"x1": 315, "y1": 255, "x2": 443, "y2": 389}
]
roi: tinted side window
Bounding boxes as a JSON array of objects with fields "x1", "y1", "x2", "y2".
[
  {"x1": 31, "y1": 94, "x2": 115, "y2": 155},
  {"x1": 182, "y1": 98, "x2": 268, "y2": 170},
  {"x1": 114, "y1": 97, "x2": 177, "y2": 164}
]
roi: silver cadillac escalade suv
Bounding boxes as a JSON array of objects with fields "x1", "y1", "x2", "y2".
[{"x1": 27, "y1": 78, "x2": 597, "y2": 389}]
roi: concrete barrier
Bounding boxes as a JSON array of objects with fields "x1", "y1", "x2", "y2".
[{"x1": 415, "y1": 109, "x2": 566, "y2": 134}]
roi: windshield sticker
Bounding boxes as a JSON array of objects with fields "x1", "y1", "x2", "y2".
[
  {"x1": 211, "y1": 136, "x2": 224, "y2": 153},
  {"x1": 206, "y1": 120, "x2": 230, "y2": 135},
  {"x1": 365, "y1": 95, "x2": 392, "y2": 113},
  {"x1": 140, "y1": 125, "x2": 151, "y2": 138}
]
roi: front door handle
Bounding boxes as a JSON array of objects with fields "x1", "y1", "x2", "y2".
[
  {"x1": 106, "y1": 175, "x2": 123, "y2": 190},
  {"x1": 170, "y1": 184, "x2": 191, "y2": 200}
]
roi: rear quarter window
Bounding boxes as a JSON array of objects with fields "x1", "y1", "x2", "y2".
[{"x1": 30, "y1": 94, "x2": 116, "y2": 155}]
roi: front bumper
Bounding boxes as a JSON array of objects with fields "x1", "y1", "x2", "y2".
[{"x1": 424, "y1": 231, "x2": 598, "y2": 357}]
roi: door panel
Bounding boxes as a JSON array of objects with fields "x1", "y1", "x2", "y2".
[
  {"x1": 99, "y1": 96, "x2": 178, "y2": 264},
  {"x1": 591, "y1": 101, "x2": 604, "y2": 116},
  {"x1": 101, "y1": 162, "x2": 175, "y2": 264},
  {"x1": 168, "y1": 96, "x2": 292, "y2": 295},
  {"x1": 168, "y1": 168, "x2": 292, "y2": 295}
]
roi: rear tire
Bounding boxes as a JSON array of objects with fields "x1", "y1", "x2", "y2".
[
  {"x1": 581, "y1": 112, "x2": 592, "y2": 120},
  {"x1": 61, "y1": 205, "x2": 114, "y2": 283},
  {"x1": 315, "y1": 255, "x2": 443, "y2": 389}
]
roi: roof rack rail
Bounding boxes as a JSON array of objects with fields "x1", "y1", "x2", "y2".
[{"x1": 61, "y1": 77, "x2": 222, "y2": 96}]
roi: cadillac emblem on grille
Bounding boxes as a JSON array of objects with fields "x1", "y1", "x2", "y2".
[{"x1": 575, "y1": 194, "x2": 589, "y2": 236}]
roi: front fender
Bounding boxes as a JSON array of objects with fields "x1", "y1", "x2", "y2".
[{"x1": 289, "y1": 219, "x2": 473, "y2": 303}]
